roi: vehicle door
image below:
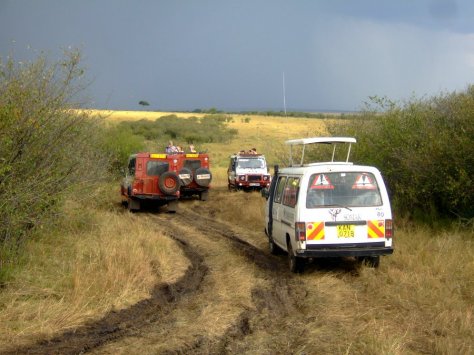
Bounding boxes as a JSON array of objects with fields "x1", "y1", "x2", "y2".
[
  {"x1": 271, "y1": 175, "x2": 287, "y2": 249},
  {"x1": 228, "y1": 157, "x2": 236, "y2": 184},
  {"x1": 280, "y1": 176, "x2": 301, "y2": 245}
]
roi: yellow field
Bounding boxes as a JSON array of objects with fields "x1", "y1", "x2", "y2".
[
  {"x1": 84, "y1": 109, "x2": 206, "y2": 122},
  {"x1": 91, "y1": 109, "x2": 331, "y2": 185}
]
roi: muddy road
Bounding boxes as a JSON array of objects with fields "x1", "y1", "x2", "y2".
[{"x1": 7, "y1": 188, "x2": 366, "y2": 354}]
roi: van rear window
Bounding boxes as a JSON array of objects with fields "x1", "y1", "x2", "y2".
[{"x1": 306, "y1": 172, "x2": 382, "y2": 208}]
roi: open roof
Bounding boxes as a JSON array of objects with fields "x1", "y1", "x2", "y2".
[
  {"x1": 285, "y1": 136, "x2": 356, "y2": 166},
  {"x1": 285, "y1": 137, "x2": 356, "y2": 145}
]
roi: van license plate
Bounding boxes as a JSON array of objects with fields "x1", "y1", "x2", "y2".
[
  {"x1": 249, "y1": 183, "x2": 260, "y2": 186},
  {"x1": 337, "y1": 225, "x2": 355, "y2": 238}
]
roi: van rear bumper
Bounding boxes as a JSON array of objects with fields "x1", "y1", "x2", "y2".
[{"x1": 297, "y1": 244, "x2": 393, "y2": 258}]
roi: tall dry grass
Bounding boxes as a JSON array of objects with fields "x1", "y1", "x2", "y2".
[{"x1": 0, "y1": 194, "x2": 189, "y2": 349}]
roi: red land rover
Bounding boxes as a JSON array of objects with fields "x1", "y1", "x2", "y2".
[{"x1": 121, "y1": 153, "x2": 180, "y2": 212}]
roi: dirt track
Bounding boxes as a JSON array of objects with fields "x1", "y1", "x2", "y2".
[{"x1": 5, "y1": 188, "x2": 363, "y2": 354}]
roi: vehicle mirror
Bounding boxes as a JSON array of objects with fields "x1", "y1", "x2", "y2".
[{"x1": 261, "y1": 187, "x2": 270, "y2": 199}]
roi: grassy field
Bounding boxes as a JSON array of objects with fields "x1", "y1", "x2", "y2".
[
  {"x1": 0, "y1": 110, "x2": 472, "y2": 353},
  {"x1": 87, "y1": 109, "x2": 330, "y2": 185}
]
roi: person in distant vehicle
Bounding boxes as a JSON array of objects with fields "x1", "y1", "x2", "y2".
[
  {"x1": 166, "y1": 141, "x2": 178, "y2": 154},
  {"x1": 189, "y1": 144, "x2": 196, "y2": 153}
]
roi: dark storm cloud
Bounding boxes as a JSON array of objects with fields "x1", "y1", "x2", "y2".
[{"x1": 1, "y1": 1, "x2": 474, "y2": 112}]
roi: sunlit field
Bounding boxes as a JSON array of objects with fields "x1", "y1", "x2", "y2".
[{"x1": 87, "y1": 109, "x2": 331, "y2": 185}]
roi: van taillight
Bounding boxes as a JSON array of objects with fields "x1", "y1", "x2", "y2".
[
  {"x1": 385, "y1": 219, "x2": 393, "y2": 238},
  {"x1": 295, "y1": 222, "x2": 306, "y2": 242}
]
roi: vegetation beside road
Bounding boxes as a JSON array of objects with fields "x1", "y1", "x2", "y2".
[{"x1": 329, "y1": 92, "x2": 474, "y2": 223}]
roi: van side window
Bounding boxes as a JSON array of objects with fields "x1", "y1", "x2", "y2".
[
  {"x1": 283, "y1": 177, "x2": 300, "y2": 208},
  {"x1": 274, "y1": 176, "x2": 287, "y2": 204}
]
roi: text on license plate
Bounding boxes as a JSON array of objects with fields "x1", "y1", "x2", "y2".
[
  {"x1": 249, "y1": 183, "x2": 260, "y2": 186},
  {"x1": 337, "y1": 225, "x2": 355, "y2": 238}
]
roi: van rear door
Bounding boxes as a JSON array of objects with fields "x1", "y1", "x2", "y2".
[{"x1": 303, "y1": 171, "x2": 391, "y2": 247}]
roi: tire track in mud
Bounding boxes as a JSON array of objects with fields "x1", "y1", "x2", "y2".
[
  {"x1": 5, "y1": 202, "x2": 312, "y2": 354},
  {"x1": 2, "y1": 229, "x2": 208, "y2": 355},
  {"x1": 158, "y1": 207, "x2": 310, "y2": 354}
]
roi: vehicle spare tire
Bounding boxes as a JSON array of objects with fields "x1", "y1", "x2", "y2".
[
  {"x1": 194, "y1": 168, "x2": 212, "y2": 187},
  {"x1": 178, "y1": 167, "x2": 193, "y2": 186},
  {"x1": 159, "y1": 172, "x2": 180, "y2": 195}
]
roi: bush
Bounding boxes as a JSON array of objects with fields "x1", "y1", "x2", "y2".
[
  {"x1": 328, "y1": 91, "x2": 474, "y2": 223},
  {"x1": 0, "y1": 50, "x2": 109, "y2": 273},
  {"x1": 101, "y1": 125, "x2": 145, "y2": 176},
  {"x1": 118, "y1": 114, "x2": 238, "y2": 150}
]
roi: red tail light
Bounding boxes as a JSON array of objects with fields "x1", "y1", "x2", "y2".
[
  {"x1": 385, "y1": 219, "x2": 393, "y2": 238},
  {"x1": 295, "y1": 222, "x2": 306, "y2": 242},
  {"x1": 132, "y1": 179, "x2": 143, "y2": 194}
]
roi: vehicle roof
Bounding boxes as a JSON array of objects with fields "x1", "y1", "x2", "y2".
[
  {"x1": 285, "y1": 137, "x2": 356, "y2": 145},
  {"x1": 286, "y1": 136, "x2": 356, "y2": 166}
]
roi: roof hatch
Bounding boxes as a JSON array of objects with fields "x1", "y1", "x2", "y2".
[{"x1": 285, "y1": 137, "x2": 356, "y2": 166}]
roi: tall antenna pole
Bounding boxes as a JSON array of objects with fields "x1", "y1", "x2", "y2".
[{"x1": 282, "y1": 71, "x2": 287, "y2": 116}]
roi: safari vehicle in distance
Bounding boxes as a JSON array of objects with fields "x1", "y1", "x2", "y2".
[
  {"x1": 121, "y1": 152, "x2": 180, "y2": 212},
  {"x1": 177, "y1": 152, "x2": 212, "y2": 201},
  {"x1": 227, "y1": 151, "x2": 271, "y2": 191},
  {"x1": 263, "y1": 137, "x2": 393, "y2": 273}
]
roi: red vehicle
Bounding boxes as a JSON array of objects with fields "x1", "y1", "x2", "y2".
[
  {"x1": 121, "y1": 153, "x2": 181, "y2": 212},
  {"x1": 176, "y1": 153, "x2": 212, "y2": 200}
]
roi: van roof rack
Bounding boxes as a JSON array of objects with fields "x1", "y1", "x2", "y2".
[{"x1": 285, "y1": 137, "x2": 356, "y2": 166}]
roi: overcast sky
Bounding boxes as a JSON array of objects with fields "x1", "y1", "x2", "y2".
[{"x1": 1, "y1": 0, "x2": 474, "y2": 112}]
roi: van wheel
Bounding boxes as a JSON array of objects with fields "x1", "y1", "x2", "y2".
[{"x1": 287, "y1": 241, "x2": 304, "y2": 273}]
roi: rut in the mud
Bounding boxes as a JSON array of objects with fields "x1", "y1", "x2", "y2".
[
  {"x1": 2, "y1": 234, "x2": 208, "y2": 355},
  {"x1": 5, "y1": 196, "x2": 347, "y2": 354}
]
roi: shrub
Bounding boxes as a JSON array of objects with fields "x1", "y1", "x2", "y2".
[
  {"x1": 118, "y1": 113, "x2": 238, "y2": 150},
  {"x1": 0, "y1": 50, "x2": 109, "y2": 273},
  {"x1": 100, "y1": 125, "x2": 144, "y2": 176},
  {"x1": 328, "y1": 90, "x2": 474, "y2": 223}
]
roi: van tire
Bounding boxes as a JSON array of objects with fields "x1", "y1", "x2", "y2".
[
  {"x1": 287, "y1": 241, "x2": 304, "y2": 273},
  {"x1": 159, "y1": 172, "x2": 180, "y2": 195}
]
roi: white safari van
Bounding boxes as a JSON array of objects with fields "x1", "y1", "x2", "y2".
[{"x1": 264, "y1": 137, "x2": 393, "y2": 273}]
